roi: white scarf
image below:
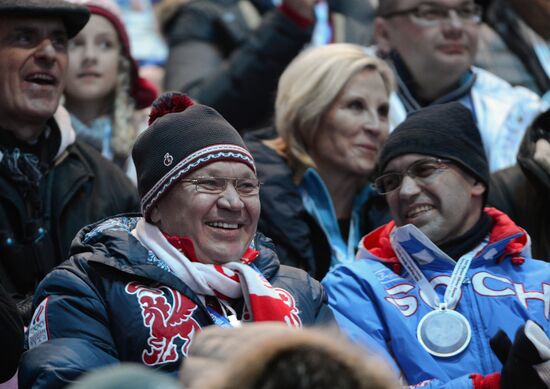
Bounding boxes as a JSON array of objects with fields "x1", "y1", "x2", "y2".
[{"x1": 132, "y1": 219, "x2": 302, "y2": 326}]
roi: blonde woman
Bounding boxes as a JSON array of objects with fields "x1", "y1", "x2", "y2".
[
  {"x1": 244, "y1": 43, "x2": 394, "y2": 280},
  {"x1": 64, "y1": 0, "x2": 157, "y2": 171}
]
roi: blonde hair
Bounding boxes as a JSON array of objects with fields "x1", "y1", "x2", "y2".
[
  {"x1": 274, "y1": 43, "x2": 394, "y2": 174},
  {"x1": 111, "y1": 55, "x2": 137, "y2": 162}
]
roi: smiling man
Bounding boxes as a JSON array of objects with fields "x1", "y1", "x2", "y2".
[
  {"x1": 323, "y1": 102, "x2": 550, "y2": 388},
  {"x1": 0, "y1": 0, "x2": 139, "y2": 325},
  {"x1": 20, "y1": 92, "x2": 332, "y2": 388},
  {"x1": 374, "y1": 0, "x2": 547, "y2": 172}
]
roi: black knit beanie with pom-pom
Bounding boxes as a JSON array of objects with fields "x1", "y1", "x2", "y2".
[{"x1": 132, "y1": 92, "x2": 256, "y2": 220}]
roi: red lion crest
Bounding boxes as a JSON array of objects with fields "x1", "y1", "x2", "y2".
[
  {"x1": 274, "y1": 287, "x2": 302, "y2": 328},
  {"x1": 126, "y1": 282, "x2": 201, "y2": 365}
]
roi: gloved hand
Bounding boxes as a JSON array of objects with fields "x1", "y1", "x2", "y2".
[{"x1": 490, "y1": 320, "x2": 550, "y2": 389}]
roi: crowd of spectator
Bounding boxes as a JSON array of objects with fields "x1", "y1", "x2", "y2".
[{"x1": 0, "y1": 0, "x2": 549, "y2": 388}]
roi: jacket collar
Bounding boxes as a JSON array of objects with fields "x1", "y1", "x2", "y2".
[{"x1": 360, "y1": 207, "x2": 528, "y2": 273}]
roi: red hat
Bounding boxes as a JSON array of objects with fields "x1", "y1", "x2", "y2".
[{"x1": 68, "y1": 0, "x2": 157, "y2": 109}]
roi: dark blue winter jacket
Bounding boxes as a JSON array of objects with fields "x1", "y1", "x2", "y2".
[{"x1": 19, "y1": 216, "x2": 333, "y2": 388}]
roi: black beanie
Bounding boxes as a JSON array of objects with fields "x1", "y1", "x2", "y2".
[
  {"x1": 132, "y1": 93, "x2": 256, "y2": 220},
  {"x1": 378, "y1": 102, "x2": 489, "y2": 188}
]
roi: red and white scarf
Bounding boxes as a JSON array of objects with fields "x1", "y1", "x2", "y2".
[{"x1": 132, "y1": 219, "x2": 301, "y2": 327}]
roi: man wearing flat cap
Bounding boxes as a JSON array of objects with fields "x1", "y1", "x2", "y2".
[
  {"x1": 0, "y1": 0, "x2": 139, "y2": 325},
  {"x1": 324, "y1": 102, "x2": 550, "y2": 388}
]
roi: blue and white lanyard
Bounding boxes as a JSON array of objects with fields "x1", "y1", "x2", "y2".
[
  {"x1": 206, "y1": 300, "x2": 241, "y2": 328},
  {"x1": 390, "y1": 225, "x2": 482, "y2": 310},
  {"x1": 204, "y1": 263, "x2": 263, "y2": 328}
]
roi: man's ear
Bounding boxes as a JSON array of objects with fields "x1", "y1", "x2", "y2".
[
  {"x1": 374, "y1": 17, "x2": 392, "y2": 55},
  {"x1": 471, "y1": 180, "x2": 486, "y2": 197}
]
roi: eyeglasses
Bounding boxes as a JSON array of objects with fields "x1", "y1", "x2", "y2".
[
  {"x1": 380, "y1": 3, "x2": 482, "y2": 27},
  {"x1": 374, "y1": 158, "x2": 451, "y2": 194},
  {"x1": 180, "y1": 176, "x2": 261, "y2": 196}
]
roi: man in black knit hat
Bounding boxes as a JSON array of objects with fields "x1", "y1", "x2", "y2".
[
  {"x1": 0, "y1": 0, "x2": 139, "y2": 326},
  {"x1": 324, "y1": 102, "x2": 550, "y2": 388}
]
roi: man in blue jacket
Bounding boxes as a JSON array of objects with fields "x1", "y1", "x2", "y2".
[{"x1": 324, "y1": 102, "x2": 550, "y2": 388}]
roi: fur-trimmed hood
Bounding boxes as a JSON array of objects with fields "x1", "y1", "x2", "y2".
[{"x1": 180, "y1": 323, "x2": 399, "y2": 389}]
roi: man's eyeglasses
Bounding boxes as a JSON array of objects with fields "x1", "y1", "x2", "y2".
[
  {"x1": 374, "y1": 158, "x2": 451, "y2": 194},
  {"x1": 380, "y1": 3, "x2": 482, "y2": 27},
  {"x1": 180, "y1": 177, "x2": 261, "y2": 196}
]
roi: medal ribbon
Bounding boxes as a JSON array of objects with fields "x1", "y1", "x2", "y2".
[
  {"x1": 390, "y1": 230, "x2": 476, "y2": 310},
  {"x1": 206, "y1": 299, "x2": 242, "y2": 328}
]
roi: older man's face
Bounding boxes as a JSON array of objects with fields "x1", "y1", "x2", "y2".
[
  {"x1": 151, "y1": 161, "x2": 261, "y2": 265},
  {"x1": 0, "y1": 17, "x2": 68, "y2": 139},
  {"x1": 376, "y1": 0, "x2": 480, "y2": 86}
]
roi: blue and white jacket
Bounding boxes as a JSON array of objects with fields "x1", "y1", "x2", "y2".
[
  {"x1": 323, "y1": 208, "x2": 550, "y2": 388},
  {"x1": 389, "y1": 66, "x2": 548, "y2": 172}
]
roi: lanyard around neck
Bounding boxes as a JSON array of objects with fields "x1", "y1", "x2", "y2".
[
  {"x1": 390, "y1": 225, "x2": 480, "y2": 310},
  {"x1": 206, "y1": 298, "x2": 242, "y2": 328}
]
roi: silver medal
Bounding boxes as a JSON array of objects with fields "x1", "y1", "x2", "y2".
[{"x1": 417, "y1": 308, "x2": 472, "y2": 358}]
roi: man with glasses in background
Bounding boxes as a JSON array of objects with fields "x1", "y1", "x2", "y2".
[
  {"x1": 324, "y1": 102, "x2": 550, "y2": 388},
  {"x1": 373, "y1": 0, "x2": 547, "y2": 172}
]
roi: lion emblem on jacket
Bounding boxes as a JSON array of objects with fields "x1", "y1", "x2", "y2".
[{"x1": 126, "y1": 282, "x2": 201, "y2": 365}]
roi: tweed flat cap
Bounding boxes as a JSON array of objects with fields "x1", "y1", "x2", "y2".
[{"x1": 0, "y1": 0, "x2": 90, "y2": 38}]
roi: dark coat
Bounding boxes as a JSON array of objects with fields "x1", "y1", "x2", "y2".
[
  {"x1": 0, "y1": 131, "x2": 139, "y2": 323},
  {"x1": 19, "y1": 216, "x2": 333, "y2": 389},
  {"x1": 0, "y1": 283, "x2": 23, "y2": 383},
  {"x1": 475, "y1": 0, "x2": 550, "y2": 95},
  {"x1": 489, "y1": 110, "x2": 550, "y2": 260},
  {"x1": 161, "y1": 0, "x2": 372, "y2": 131},
  {"x1": 244, "y1": 127, "x2": 391, "y2": 279}
]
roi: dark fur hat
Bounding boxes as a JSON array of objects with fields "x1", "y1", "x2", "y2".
[{"x1": 0, "y1": 0, "x2": 90, "y2": 38}]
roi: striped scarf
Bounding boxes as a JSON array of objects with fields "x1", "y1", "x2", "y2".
[{"x1": 132, "y1": 219, "x2": 302, "y2": 327}]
